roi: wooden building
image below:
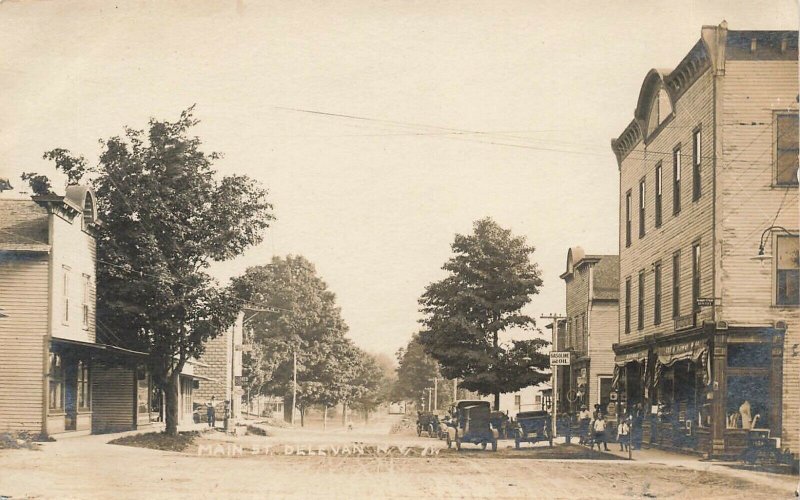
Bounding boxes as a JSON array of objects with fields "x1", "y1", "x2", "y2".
[
  {"x1": 611, "y1": 23, "x2": 798, "y2": 460},
  {"x1": 0, "y1": 186, "x2": 153, "y2": 436},
  {"x1": 559, "y1": 248, "x2": 619, "y2": 418}
]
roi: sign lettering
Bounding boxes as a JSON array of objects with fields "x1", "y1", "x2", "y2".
[{"x1": 550, "y1": 351, "x2": 571, "y2": 366}]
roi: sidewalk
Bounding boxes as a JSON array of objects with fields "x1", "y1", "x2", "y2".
[{"x1": 554, "y1": 437, "x2": 799, "y2": 493}]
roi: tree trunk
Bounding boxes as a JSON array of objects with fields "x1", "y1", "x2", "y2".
[
  {"x1": 323, "y1": 406, "x2": 327, "y2": 431},
  {"x1": 342, "y1": 402, "x2": 347, "y2": 426},
  {"x1": 493, "y1": 392, "x2": 500, "y2": 411},
  {"x1": 164, "y1": 370, "x2": 181, "y2": 436},
  {"x1": 300, "y1": 406, "x2": 305, "y2": 427}
]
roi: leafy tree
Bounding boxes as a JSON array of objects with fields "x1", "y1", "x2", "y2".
[
  {"x1": 31, "y1": 107, "x2": 274, "y2": 435},
  {"x1": 418, "y1": 217, "x2": 549, "y2": 410},
  {"x1": 394, "y1": 334, "x2": 447, "y2": 408},
  {"x1": 230, "y1": 255, "x2": 351, "y2": 424},
  {"x1": 348, "y1": 351, "x2": 392, "y2": 424}
]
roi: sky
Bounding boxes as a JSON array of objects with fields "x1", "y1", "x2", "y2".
[{"x1": 0, "y1": 0, "x2": 796, "y2": 358}]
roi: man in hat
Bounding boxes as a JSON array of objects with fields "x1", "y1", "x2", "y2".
[{"x1": 578, "y1": 405, "x2": 591, "y2": 445}]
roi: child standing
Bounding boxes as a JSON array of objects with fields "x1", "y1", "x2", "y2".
[{"x1": 618, "y1": 416, "x2": 630, "y2": 451}]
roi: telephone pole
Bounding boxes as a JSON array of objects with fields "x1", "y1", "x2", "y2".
[
  {"x1": 541, "y1": 313, "x2": 566, "y2": 442},
  {"x1": 429, "y1": 377, "x2": 439, "y2": 411}
]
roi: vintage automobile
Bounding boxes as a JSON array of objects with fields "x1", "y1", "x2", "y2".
[
  {"x1": 514, "y1": 410, "x2": 553, "y2": 448},
  {"x1": 416, "y1": 411, "x2": 441, "y2": 437},
  {"x1": 445, "y1": 400, "x2": 499, "y2": 451}
]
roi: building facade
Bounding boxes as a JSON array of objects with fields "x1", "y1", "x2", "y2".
[
  {"x1": 559, "y1": 248, "x2": 619, "y2": 418},
  {"x1": 194, "y1": 311, "x2": 245, "y2": 423},
  {"x1": 611, "y1": 24, "x2": 798, "y2": 459},
  {"x1": 0, "y1": 186, "x2": 152, "y2": 436}
]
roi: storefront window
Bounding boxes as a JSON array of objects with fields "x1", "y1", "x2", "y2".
[
  {"x1": 727, "y1": 343, "x2": 771, "y2": 368},
  {"x1": 726, "y1": 376, "x2": 770, "y2": 430},
  {"x1": 48, "y1": 353, "x2": 65, "y2": 412},
  {"x1": 77, "y1": 361, "x2": 90, "y2": 410}
]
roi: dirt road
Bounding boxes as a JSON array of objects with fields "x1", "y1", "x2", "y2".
[{"x1": 0, "y1": 415, "x2": 796, "y2": 499}]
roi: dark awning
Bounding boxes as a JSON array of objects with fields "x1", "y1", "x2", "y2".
[{"x1": 50, "y1": 337, "x2": 148, "y2": 358}]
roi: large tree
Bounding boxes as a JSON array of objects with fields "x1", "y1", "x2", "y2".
[
  {"x1": 30, "y1": 107, "x2": 274, "y2": 435},
  {"x1": 230, "y1": 255, "x2": 352, "y2": 424},
  {"x1": 418, "y1": 217, "x2": 549, "y2": 410}
]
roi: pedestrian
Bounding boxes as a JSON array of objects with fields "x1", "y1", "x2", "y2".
[
  {"x1": 578, "y1": 405, "x2": 591, "y2": 445},
  {"x1": 618, "y1": 416, "x2": 630, "y2": 452},
  {"x1": 207, "y1": 396, "x2": 216, "y2": 428},
  {"x1": 592, "y1": 413, "x2": 609, "y2": 451}
]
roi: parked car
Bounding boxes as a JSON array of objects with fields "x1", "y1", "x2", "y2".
[
  {"x1": 416, "y1": 411, "x2": 441, "y2": 437},
  {"x1": 513, "y1": 410, "x2": 553, "y2": 448},
  {"x1": 445, "y1": 400, "x2": 499, "y2": 451}
]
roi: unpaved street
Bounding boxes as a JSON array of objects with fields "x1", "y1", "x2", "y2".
[{"x1": 0, "y1": 415, "x2": 797, "y2": 499}]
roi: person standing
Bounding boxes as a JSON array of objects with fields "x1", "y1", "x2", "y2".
[
  {"x1": 618, "y1": 416, "x2": 630, "y2": 452},
  {"x1": 207, "y1": 396, "x2": 216, "y2": 428},
  {"x1": 578, "y1": 406, "x2": 591, "y2": 445},
  {"x1": 633, "y1": 403, "x2": 644, "y2": 450},
  {"x1": 592, "y1": 413, "x2": 609, "y2": 451}
]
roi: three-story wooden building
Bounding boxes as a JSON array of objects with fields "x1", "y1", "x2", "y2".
[{"x1": 611, "y1": 23, "x2": 798, "y2": 460}]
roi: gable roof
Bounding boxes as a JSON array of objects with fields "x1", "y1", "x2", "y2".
[{"x1": 0, "y1": 199, "x2": 50, "y2": 252}]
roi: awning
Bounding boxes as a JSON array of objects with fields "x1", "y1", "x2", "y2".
[
  {"x1": 50, "y1": 337, "x2": 149, "y2": 358},
  {"x1": 180, "y1": 373, "x2": 216, "y2": 382},
  {"x1": 656, "y1": 338, "x2": 707, "y2": 366},
  {"x1": 615, "y1": 349, "x2": 649, "y2": 366}
]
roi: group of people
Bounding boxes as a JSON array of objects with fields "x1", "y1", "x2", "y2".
[{"x1": 575, "y1": 403, "x2": 644, "y2": 452}]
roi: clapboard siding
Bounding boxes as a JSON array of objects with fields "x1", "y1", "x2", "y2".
[
  {"x1": 0, "y1": 255, "x2": 48, "y2": 433},
  {"x1": 50, "y1": 214, "x2": 97, "y2": 344},
  {"x1": 618, "y1": 69, "x2": 716, "y2": 348},
  {"x1": 718, "y1": 60, "x2": 799, "y2": 323},
  {"x1": 91, "y1": 365, "x2": 135, "y2": 433},
  {"x1": 719, "y1": 58, "x2": 800, "y2": 455}
]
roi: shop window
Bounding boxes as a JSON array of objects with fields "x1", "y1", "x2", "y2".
[
  {"x1": 726, "y1": 376, "x2": 770, "y2": 430},
  {"x1": 48, "y1": 353, "x2": 65, "y2": 413},
  {"x1": 776, "y1": 235, "x2": 799, "y2": 306},
  {"x1": 775, "y1": 113, "x2": 799, "y2": 186},
  {"x1": 727, "y1": 343, "x2": 771, "y2": 368},
  {"x1": 673, "y1": 146, "x2": 682, "y2": 215},
  {"x1": 655, "y1": 163, "x2": 663, "y2": 227},
  {"x1": 77, "y1": 361, "x2": 90, "y2": 410}
]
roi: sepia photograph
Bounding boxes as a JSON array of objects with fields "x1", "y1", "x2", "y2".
[{"x1": 0, "y1": 1, "x2": 798, "y2": 498}]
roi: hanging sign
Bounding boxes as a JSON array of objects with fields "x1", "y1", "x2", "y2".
[{"x1": 550, "y1": 351, "x2": 571, "y2": 366}]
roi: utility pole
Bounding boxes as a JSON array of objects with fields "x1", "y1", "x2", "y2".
[
  {"x1": 425, "y1": 388, "x2": 433, "y2": 412},
  {"x1": 291, "y1": 350, "x2": 297, "y2": 426},
  {"x1": 429, "y1": 378, "x2": 439, "y2": 411},
  {"x1": 541, "y1": 313, "x2": 566, "y2": 442}
]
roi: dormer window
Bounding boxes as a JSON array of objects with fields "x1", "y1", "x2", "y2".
[{"x1": 648, "y1": 88, "x2": 673, "y2": 135}]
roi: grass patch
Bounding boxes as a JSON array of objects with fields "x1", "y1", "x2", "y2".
[
  {"x1": 246, "y1": 425, "x2": 269, "y2": 436},
  {"x1": 109, "y1": 431, "x2": 199, "y2": 452},
  {"x1": 0, "y1": 432, "x2": 50, "y2": 450}
]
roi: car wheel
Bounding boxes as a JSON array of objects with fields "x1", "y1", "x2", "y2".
[
  {"x1": 491, "y1": 439, "x2": 497, "y2": 452},
  {"x1": 446, "y1": 434, "x2": 452, "y2": 449}
]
